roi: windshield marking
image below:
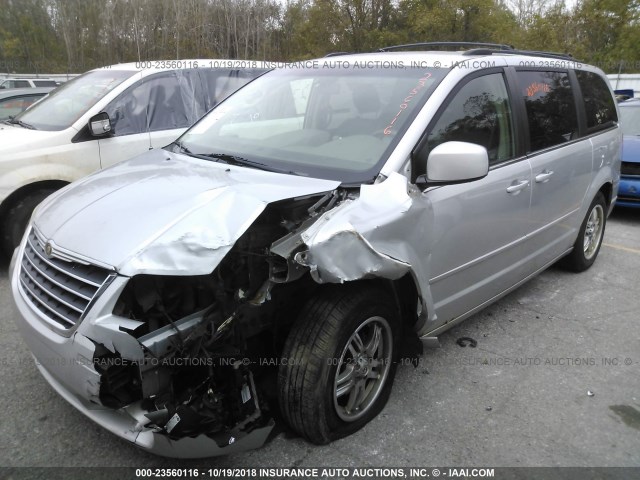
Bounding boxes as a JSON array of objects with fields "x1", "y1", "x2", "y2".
[{"x1": 384, "y1": 72, "x2": 432, "y2": 135}]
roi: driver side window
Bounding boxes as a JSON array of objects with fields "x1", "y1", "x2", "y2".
[
  {"x1": 421, "y1": 72, "x2": 515, "y2": 173},
  {"x1": 103, "y1": 79, "x2": 150, "y2": 136},
  {"x1": 104, "y1": 73, "x2": 189, "y2": 136}
]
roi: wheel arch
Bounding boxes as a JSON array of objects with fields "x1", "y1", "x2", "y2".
[
  {"x1": 321, "y1": 274, "x2": 422, "y2": 331},
  {"x1": 0, "y1": 179, "x2": 69, "y2": 223},
  {"x1": 599, "y1": 181, "x2": 613, "y2": 208}
]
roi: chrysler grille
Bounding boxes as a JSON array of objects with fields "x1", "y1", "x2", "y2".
[{"x1": 19, "y1": 229, "x2": 113, "y2": 329}]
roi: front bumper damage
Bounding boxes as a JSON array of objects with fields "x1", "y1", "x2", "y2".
[
  {"x1": 11, "y1": 170, "x2": 433, "y2": 457},
  {"x1": 11, "y1": 269, "x2": 274, "y2": 458}
]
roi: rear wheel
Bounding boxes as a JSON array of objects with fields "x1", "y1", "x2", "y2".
[
  {"x1": 561, "y1": 192, "x2": 606, "y2": 272},
  {"x1": 278, "y1": 285, "x2": 400, "y2": 444},
  {"x1": 1, "y1": 189, "x2": 55, "y2": 259}
]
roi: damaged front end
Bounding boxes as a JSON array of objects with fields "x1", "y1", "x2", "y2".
[
  {"x1": 66, "y1": 193, "x2": 344, "y2": 456},
  {"x1": 11, "y1": 162, "x2": 429, "y2": 457}
]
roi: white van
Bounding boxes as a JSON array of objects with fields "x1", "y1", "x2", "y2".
[
  {"x1": 0, "y1": 61, "x2": 268, "y2": 256},
  {"x1": 0, "y1": 78, "x2": 61, "y2": 89}
]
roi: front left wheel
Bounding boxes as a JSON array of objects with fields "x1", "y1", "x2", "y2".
[{"x1": 278, "y1": 285, "x2": 401, "y2": 444}]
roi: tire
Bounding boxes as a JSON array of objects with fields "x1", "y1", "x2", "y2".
[
  {"x1": 278, "y1": 285, "x2": 400, "y2": 444},
  {"x1": 1, "y1": 189, "x2": 55, "y2": 259},
  {"x1": 561, "y1": 192, "x2": 607, "y2": 272}
]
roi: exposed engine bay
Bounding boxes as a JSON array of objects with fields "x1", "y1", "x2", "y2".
[{"x1": 92, "y1": 191, "x2": 349, "y2": 448}]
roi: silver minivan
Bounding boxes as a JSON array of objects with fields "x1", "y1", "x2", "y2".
[{"x1": 10, "y1": 45, "x2": 621, "y2": 458}]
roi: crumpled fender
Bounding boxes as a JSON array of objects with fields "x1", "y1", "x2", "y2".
[
  {"x1": 296, "y1": 228, "x2": 410, "y2": 282},
  {"x1": 293, "y1": 172, "x2": 437, "y2": 326}
]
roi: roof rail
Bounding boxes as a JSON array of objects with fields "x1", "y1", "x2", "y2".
[
  {"x1": 324, "y1": 52, "x2": 351, "y2": 58},
  {"x1": 378, "y1": 42, "x2": 514, "y2": 52},
  {"x1": 464, "y1": 48, "x2": 574, "y2": 61}
]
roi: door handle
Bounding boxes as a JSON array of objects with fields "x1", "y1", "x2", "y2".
[
  {"x1": 535, "y1": 170, "x2": 554, "y2": 183},
  {"x1": 506, "y1": 179, "x2": 529, "y2": 194}
]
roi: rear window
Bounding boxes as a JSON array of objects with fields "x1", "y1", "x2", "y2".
[
  {"x1": 575, "y1": 70, "x2": 617, "y2": 130},
  {"x1": 516, "y1": 70, "x2": 579, "y2": 152},
  {"x1": 33, "y1": 80, "x2": 58, "y2": 87}
]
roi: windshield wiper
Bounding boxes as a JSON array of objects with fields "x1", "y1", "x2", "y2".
[
  {"x1": 203, "y1": 153, "x2": 269, "y2": 169},
  {"x1": 177, "y1": 146, "x2": 303, "y2": 176},
  {"x1": 172, "y1": 140, "x2": 192, "y2": 154},
  {"x1": 204, "y1": 153, "x2": 305, "y2": 176},
  {"x1": 7, "y1": 117, "x2": 36, "y2": 130}
]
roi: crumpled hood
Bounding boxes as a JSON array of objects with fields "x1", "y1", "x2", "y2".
[
  {"x1": 0, "y1": 124, "x2": 68, "y2": 155},
  {"x1": 622, "y1": 135, "x2": 640, "y2": 164},
  {"x1": 34, "y1": 149, "x2": 340, "y2": 276}
]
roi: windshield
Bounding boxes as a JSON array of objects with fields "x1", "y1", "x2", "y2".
[
  {"x1": 12, "y1": 69, "x2": 136, "y2": 131},
  {"x1": 174, "y1": 65, "x2": 447, "y2": 183},
  {"x1": 620, "y1": 104, "x2": 640, "y2": 136}
]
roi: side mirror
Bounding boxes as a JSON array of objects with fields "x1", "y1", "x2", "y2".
[
  {"x1": 88, "y1": 112, "x2": 112, "y2": 137},
  {"x1": 415, "y1": 141, "x2": 489, "y2": 190}
]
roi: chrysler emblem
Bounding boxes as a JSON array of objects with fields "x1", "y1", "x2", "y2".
[{"x1": 44, "y1": 242, "x2": 53, "y2": 257}]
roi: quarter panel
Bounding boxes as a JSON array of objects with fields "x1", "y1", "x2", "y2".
[{"x1": 527, "y1": 140, "x2": 594, "y2": 268}]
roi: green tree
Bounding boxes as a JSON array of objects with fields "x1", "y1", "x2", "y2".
[
  {"x1": 572, "y1": 0, "x2": 640, "y2": 72},
  {"x1": 518, "y1": 1, "x2": 577, "y2": 55},
  {"x1": 404, "y1": 0, "x2": 519, "y2": 45}
]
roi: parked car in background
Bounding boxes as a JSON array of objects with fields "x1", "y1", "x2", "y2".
[
  {"x1": 0, "y1": 60, "x2": 269, "y2": 257},
  {"x1": 614, "y1": 89, "x2": 634, "y2": 102},
  {"x1": 0, "y1": 87, "x2": 53, "y2": 121},
  {"x1": 617, "y1": 98, "x2": 640, "y2": 207},
  {"x1": 0, "y1": 78, "x2": 61, "y2": 89},
  {"x1": 9, "y1": 45, "x2": 620, "y2": 458}
]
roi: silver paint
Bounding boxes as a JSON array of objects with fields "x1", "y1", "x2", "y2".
[
  {"x1": 35, "y1": 149, "x2": 340, "y2": 276},
  {"x1": 9, "y1": 51, "x2": 622, "y2": 458}
]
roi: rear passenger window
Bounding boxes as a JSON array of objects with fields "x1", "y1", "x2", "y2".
[
  {"x1": 424, "y1": 73, "x2": 515, "y2": 166},
  {"x1": 575, "y1": 70, "x2": 617, "y2": 130},
  {"x1": 199, "y1": 69, "x2": 264, "y2": 109},
  {"x1": 516, "y1": 71, "x2": 578, "y2": 152},
  {"x1": 146, "y1": 73, "x2": 189, "y2": 131}
]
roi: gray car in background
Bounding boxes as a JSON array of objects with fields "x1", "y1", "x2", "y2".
[
  {"x1": 0, "y1": 78, "x2": 61, "y2": 89},
  {"x1": 9, "y1": 45, "x2": 621, "y2": 457},
  {"x1": 0, "y1": 87, "x2": 53, "y2": 121}
]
